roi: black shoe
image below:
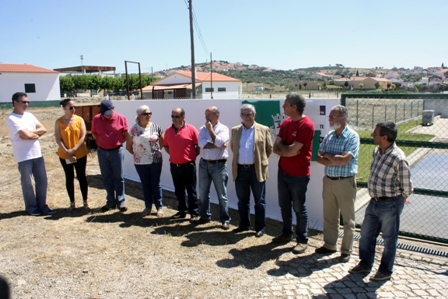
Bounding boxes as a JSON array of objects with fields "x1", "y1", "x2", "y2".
[
  {"x1": 192, "y1": 217, "x2": 210, "y2": 224},
  {"x1": 255, "y1": 231, "x2": 265, "y2": 238},
  {"x1": 171, "y1": 212, "x2": 186, "y2": 219},
  {"x1": 272, "y1": 234, "x2": 293, "y2": 244},
  {"x1": 101, "y1": 204, "x2": 116, "y2": 212},
  {"x1": 315, "y1": 246, "x2": 337, "y2": 254},
  {"x1": 340, "y1": 254, "x2": 351, "y2": 263},
  {"x1": 233, "y1": 227, "x2": 250, "y2": 233}
]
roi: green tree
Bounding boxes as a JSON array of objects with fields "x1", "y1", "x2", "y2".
[
  {"x1": 72, "y1": 75, "x2": 90, "y2": 90},
  {"x1": 88, "y1": 75, "x2": 102, "y2": 91},
  {"x1": 374, "y1": 82, "x2": 381, "y2": 89},
  {"x1": 359, "y1": 83, "x2": 364, "y2": 89},
  {"x1": 59, "y1": 75, "x2": 75, "y2": 92}
]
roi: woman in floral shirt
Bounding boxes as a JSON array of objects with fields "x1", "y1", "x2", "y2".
[{"x1": 126, "y1": 105, "x2": 164, "y2": 217}]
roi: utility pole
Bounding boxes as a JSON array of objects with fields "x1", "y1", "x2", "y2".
[
  {"x1": 210, "y1": 52, "x2": 213, "y2": 99},
  {"x1": 189, "y1": 0, "x2": 196, "y2": 99},
  {"x1": 80, "y1": 55, "x2": 84, "y2": 73}
]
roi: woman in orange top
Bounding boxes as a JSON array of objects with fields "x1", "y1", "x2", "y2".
[{"x1": 55, "y1": 99, "x2": 89, "y2": 211}]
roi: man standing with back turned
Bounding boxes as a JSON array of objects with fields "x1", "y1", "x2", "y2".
[
  {"x1": 316, "y1": 105, "x2": 359, "y2": 263},
  {"x1": 163, "y1": 107, "x2": 200, "y2": 220},
  {"x1": 92, "y1": 99, "x2": 130, "y2": 212},
  {"x1": 6, "y1": 92, "x2": 55, "y2": 216},
  {"x1": 273, "y1": 93, "x2": 315, "y2": 254},
  {"x1": 349, "y1": 121, "x2": 412, "y2": 281}
]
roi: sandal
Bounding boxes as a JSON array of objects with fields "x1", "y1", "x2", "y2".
[
  {"x1": 157, "y1": 208, "x2": 164, "y2": 218},
  {"x1": 83, "y1": 200, "x2": 90, "y2": 212},
  {"x1": 68, "y1": 202, "x2": 75, "y2": 212}
]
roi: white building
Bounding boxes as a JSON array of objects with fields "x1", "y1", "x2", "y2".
[
  {"x1": 0, "y1": 63, "x2": 60, "y2": 102},
  {"x1": 142, "y1": 71, "x2": 242, "y2": 99}
]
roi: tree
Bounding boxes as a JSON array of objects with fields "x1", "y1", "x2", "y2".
[
  {"x1": 359, "y1": 83, "x2": 364, "y2": 89},
  {"x1": 59, "y1": 75, "x2": 75, "y2": 92},
  {"x1": 390, "y1": 84, "x2": 396, "y2": 90},
  {"x1": 356, "y1": 70, "x2": 359, "y2": 76},
  {"x1": 72, "y1": 75, "x2": 90, "y2": 90},
  {"x1": 374, "y1": 82, "x2": 381, "y2": 89},
  {"x1": 344, "y1": 81, "x2": 349, "y2": 89}
]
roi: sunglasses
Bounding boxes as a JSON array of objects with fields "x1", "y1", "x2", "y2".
[
  {"x1": 171, "y1": 115, "x2": 182, "y2": 119},
  {"x1": 21, "y1": 101, "x2": 30, "y2": 104},
  {"x1": 66, "y1": 106, "x2": 77, "y2": 110},
  {"x1": 241, "y1": 113, "x2": 254, "y2": 117},
  {"x1": 141, "y1": 112, "x2": 152, "y2": 116}
]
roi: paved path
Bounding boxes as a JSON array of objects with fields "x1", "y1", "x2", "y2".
[{"x1": 250, "y1": 236, "x2": 448, "y2": 298}]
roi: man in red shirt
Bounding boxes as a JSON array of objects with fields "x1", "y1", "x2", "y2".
[
  {"x1": 273, "y1": 93, "x2": 315, "y2": 254},
  {"x1": 163, "y1": 107, "x2": 200, "y2": 219},
  {"x1": 92, "y1": 100, "x2": 130, "y2": 212}
]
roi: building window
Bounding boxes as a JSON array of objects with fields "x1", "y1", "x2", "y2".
[
  {"x1": 218, "y1": 87, "x2": 226, "y2": 92},
  {"x1": 24, "y1": 83, "x2": 36, "y2": 93},
  {"x1": 205, "y1": 87, "x2": 214, "y2": 92}
]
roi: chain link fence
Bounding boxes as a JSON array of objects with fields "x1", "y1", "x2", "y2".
[{"x1": 341, "y1": 93, "x2": 448, "y2": 243}]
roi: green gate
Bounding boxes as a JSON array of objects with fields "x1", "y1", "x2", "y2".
[{"x1": 341, "y1": 93, "x2": 448, "y2": 243}]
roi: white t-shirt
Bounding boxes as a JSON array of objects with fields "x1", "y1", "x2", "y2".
[{"x1": 6, "y1": 112, "x2": 43, "y2": 163}]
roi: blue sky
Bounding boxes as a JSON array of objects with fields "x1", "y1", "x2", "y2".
[{"x1": 1, "y1": 0, "x2": 447, "y2": 73}]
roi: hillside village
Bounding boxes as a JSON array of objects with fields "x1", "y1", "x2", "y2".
[{"x1": 153, "y1": 60, "x2": 448, "y2": 92}]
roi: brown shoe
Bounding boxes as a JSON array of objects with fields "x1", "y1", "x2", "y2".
[{"x1": 292, "y1": 243, "x2": 308, "y2": 254}]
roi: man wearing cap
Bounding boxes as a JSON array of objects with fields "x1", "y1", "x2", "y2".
[{"x1": 92, "y1": 100, "x2": 130, "y2": 212}]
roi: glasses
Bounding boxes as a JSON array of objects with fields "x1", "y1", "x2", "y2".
[
  {"x1": 328, "y1": 115, "x2": 341, "y2": 119},
  {"x1": 21, "y1": 101, "x2": 30, "y2": 104},
  {"x1": 141, "y1": 112, "x2": 152, "y2": 116},
  {"x1": 241, "y1": 113, "x2": 254, "y2": 117},
  {"x1": 171, "y1": 115, "x2": 182, "y2": 119},
  {"x1": 66, "y1": 106, "x2": 77, "y2": 110}
]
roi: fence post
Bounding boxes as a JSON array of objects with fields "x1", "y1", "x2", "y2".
[
  {"x1": 372, "y1": 106, "x2": 375, "y2": 128},
  {"x1": 411, "y1": 101, "x2": 413, "y2": 118},
  {"x1": 403, "y1": 102, "x2": 406, "y2": 121},
  {"x1": 395, "y1": 104, "x2": 398, "y2": 123},
  {"x1": 356, "y1": 100, "x2": 359, "y2": 127},
  {"x1": 385, "y1": 105, "x2": 387, "y2": 121}
]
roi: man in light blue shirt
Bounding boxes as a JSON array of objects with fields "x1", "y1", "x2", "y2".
[
  {"x1": 316, "y1": 105, "x2": 360, "y2": 262},
  {"x1": 194, "y1": 106, "x2": 231, "y2": 229}
]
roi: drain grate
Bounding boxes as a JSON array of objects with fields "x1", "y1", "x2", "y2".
[{"x1": 342, "y1": 232, "x2": 448, "y2": 258}]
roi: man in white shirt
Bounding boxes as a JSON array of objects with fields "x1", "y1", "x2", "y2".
[
  {"x1": 193, "y1": 106, "x2": 230, "y2": 230},
  {"x1": 6, "y1": 92, "x2": 55, "y2": 216}
]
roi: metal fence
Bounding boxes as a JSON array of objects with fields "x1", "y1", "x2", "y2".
[{"x1": 341, "y1": 93, "x2": 448, "y2": 243}]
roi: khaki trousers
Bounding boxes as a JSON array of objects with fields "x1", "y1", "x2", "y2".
[{"x1": 322, "y1": 176, "x2": 356, "y2": 255}]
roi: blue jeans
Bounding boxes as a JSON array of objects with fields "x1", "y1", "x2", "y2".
[
  {"x1": 170, "y1": 162, "x2": 199, "y2": 216},
  {"x1": 18, "y1": 156, "x2": 49, "y2": 213},
  {"x1": 277, "y1": 168, "x2": 310, "y2": 244},
  {"x1": 97, "y1": 147, "x2": 125, "y2": 206},
  {"x1": 235, "y1": 165, "x2": 266, "y2": 232},
  {"x1": 198, "y1": 159, "x2": 230, "y2": 223},
  {"x1": 135, "y1": 162, "x2": 163, "y2": 210},
  {"x1": 358, "y1": 196, "x2": 404, "y2": 276}
]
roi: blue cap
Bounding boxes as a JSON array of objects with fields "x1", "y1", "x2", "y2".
[{"x1": 100, "y1": 100, "x2": 113, "y2": 115}]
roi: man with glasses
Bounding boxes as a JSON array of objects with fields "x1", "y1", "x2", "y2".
[
  {"x1": 163, "y1": 108, "x2": 200, "y2": 219},
  {"x1": 230, "y1": 104, "x2": 273, "y2": 237},
  {"x1": 92, "y1": 99, "x2": 130, "y2": 212},
  {"x1": 273, "y1": 93, "x2": 315, "y2": 254},
  {"x1": 349, "y1": 121, "x2": 412, "y2": 281},
  {"x1": 315, "y1": 105, "x2": 360, "y2": 263},
  {"x1": 6, "y1": 92, "x2": 55, "y2": 216},
  {"x1": 193, "y1": 106, "x2": 231, "y2": 229}
]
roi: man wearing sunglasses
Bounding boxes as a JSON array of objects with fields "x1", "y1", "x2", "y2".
[
  {"x1": 92, "y1": 99, "x2": 130, "y2": 212},
  {"x1": 163, "y1": 107, "x2": 200, "y2": 219},
  {"x1": 6, "y1": 92, "x2": 55, "y2": 216}
]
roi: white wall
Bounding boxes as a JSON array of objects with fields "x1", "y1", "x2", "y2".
[
  {"x1": 201, "y1": 81, "x2": 242, "y2": 99},
  {"x1": 154, "y1": 73, "x2": 189, "y2": 85},
  {"x1": 0, "y1": 73, "x2": 60, "y2": 102},
  {"x1": 114, "y1": 98, "x2": 339, "y2": 231}
]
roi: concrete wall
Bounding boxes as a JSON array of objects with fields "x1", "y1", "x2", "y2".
[
  {"x1": 0, "y1": 73, "x2": 60, "y2": 102},
  {"x1": 114, "y1": 98, "x2": 339, "y2": 231},
  {"x1": 423, "y1": 99, "x2": 448, "y2": 118},
  {"x1": 201, "y1": 81, "x2": 242, "y2": 99}
]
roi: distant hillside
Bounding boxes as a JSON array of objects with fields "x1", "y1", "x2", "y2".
[{"x1": 154, "y1": 60, "x2": 398, "y2": 85}]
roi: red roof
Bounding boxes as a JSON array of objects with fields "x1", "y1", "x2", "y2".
[
  {"x1": 175, "y1": 71, "x2": 241, "y2": 82},
  {"x1": 0, "y1": 63, "x2": 58, "y2": 73}
]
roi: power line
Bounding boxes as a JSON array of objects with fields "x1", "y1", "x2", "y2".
[{"x1": 182, "y1": 0, "x2": 208, "y2": 55}]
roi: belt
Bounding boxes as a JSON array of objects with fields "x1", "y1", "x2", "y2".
[
  {"x1": 171, "y1": 161, "x2": 195, "y2": 167},
  {"x1": 372, "y1": 196, "x2": 399, "y2": 201},
  {"x1": 326, "y1": 175, "x2": 353, "y2": 180},
  {"x1": 201, "y1": 158, "x2": 227, "y2": 164},
  {"x1": 238, "y1": 164, "x2": 254, "y2": 168},
  {"x1": 99, "y1": 145, "x2": 122, "y2": 151}
]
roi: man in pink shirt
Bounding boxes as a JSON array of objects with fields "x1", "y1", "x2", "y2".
[
  {"x1": 92, "y1": 100, "x2": 130, "y2": 212},
  {"x1": 163, "y1": 107, "x2": 200, "y2": 219}
]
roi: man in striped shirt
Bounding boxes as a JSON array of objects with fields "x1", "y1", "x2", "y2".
[
  {"x1": 316, "y1": 105, "x2": 360, "y2": 263},
  {"x1": 349, "y1": 121, "x2": 413, "y2": 281}
]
